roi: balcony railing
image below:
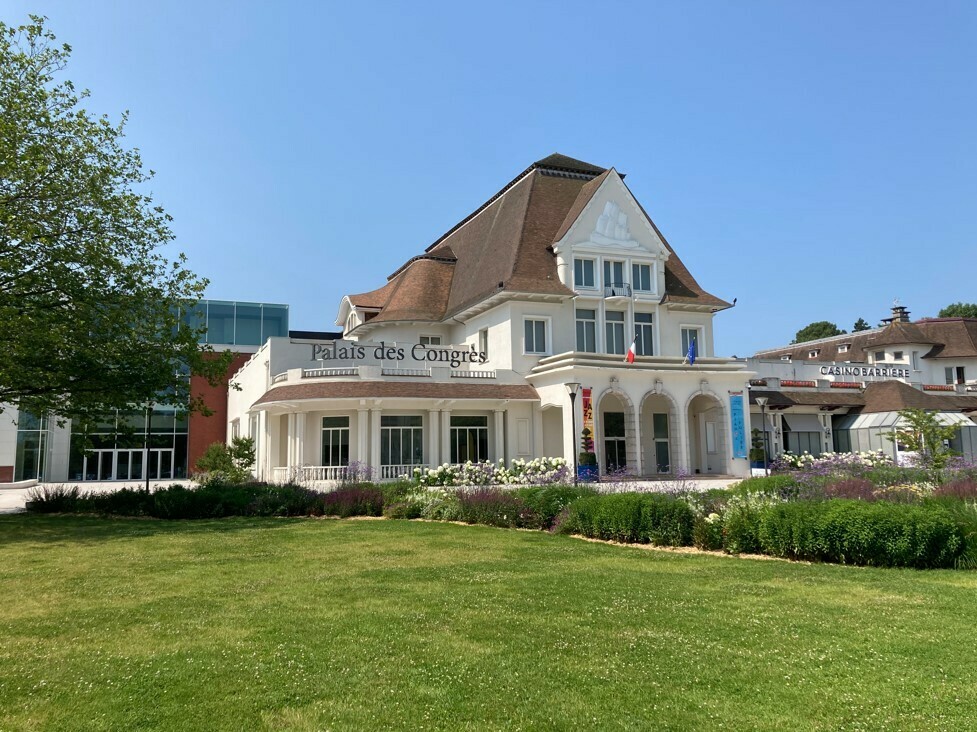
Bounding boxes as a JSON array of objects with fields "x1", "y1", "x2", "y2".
[
  {"x1": 381, "y1": 367, "x2": 431, "y2": 377},
  {"x1": 603, "y1": 282, "x2": 632, "y2": 299},
  {"x1": 450, "y1": 370, "x2": 496, "y2": 379},
  {"x1": 303, "y1": 367, "x2": 358, "y2": 378},
  {"x1": 272, "y1": 464, "x2": 430, "y2": 484}
]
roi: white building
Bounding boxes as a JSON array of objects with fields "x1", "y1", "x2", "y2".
[
  {"x1": 746, "y1": 306, "x2": 977, "y2": 462},
  {"x1": 229, "y1": 154, "x2": 754, "y2": 482}
]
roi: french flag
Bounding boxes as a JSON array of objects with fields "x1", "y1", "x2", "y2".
[{"x1": 625, "y1": 336, "x2": 637, "y2": 365}]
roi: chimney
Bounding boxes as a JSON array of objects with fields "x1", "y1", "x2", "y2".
[{"x1": 882, "y1": 302, "x2": 911, "y2": 325}]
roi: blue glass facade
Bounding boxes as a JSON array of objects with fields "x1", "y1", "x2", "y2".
[{"x1": 181, "y1": 300, "x2": 289, "y2": 347}]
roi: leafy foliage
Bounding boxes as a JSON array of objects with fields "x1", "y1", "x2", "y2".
[
  {"x1": 195, "y1": 437, "x2": 256, "y2": 484},
  {"x1": 852, "y1": 317, "x2": 871, "y2": 331},
  {"x1": 885, "y1": 408, "x2": 960, "y2": 469},
  {"x1": 0, "y1": 17, "x2": 229, "y2": 419},
  {"x1": 792, "y1": 320, "x2": 845, "y2": 344},
  {"x1": 938, "y1": 302, "x2": 977, "y2": 318}
]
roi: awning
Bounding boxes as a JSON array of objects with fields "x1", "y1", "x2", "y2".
[
  {"x1": 783, "y1": 413, "x2": 823, "y2": 432},
  {"x1": 844, "y1": 411, "x2": 976, "y2": 430}
]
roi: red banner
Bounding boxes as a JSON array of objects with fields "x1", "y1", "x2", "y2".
[{"x1": 581, "y1": 387, "x2": 594, "y2": 449}]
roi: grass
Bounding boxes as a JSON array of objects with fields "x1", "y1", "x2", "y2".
[{"x1": 1, "y1": 517, "x2": 977, "y2": 731}]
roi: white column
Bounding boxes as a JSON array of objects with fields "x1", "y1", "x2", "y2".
[
  {"x1": 631, "y1": 407, "x2": 643, "y2": 477},
  {"x1": 677, "y1": 406, "x2": 691, "y2": 474},
  {"x1": 493, "y1": 409, "x2": 506, "y2": 463},
  {"x1": 563, "y1": 396, "x2": 577, "y2": 463},
  {"x1": 357, "y1": 409, "x2": 369, "y2": 465},
  {"x1": 441, "y1": 409, "x2": 452, "y2": 465},
  {"x1": 427, "y1": 410, "x2": 440, "y2": 466},
  {"x1": 295, "y1": 413, "x2": 306, "y2": 467},
  {"x1": 286, "y1": 413, "x2": 296, "y2": 468},
  {"x1": 370, "y1": 408, "x2": 382, "y2": 475}
]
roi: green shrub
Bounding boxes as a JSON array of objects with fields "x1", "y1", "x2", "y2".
[
  {"x1": 641, "y1": 494, "x2": 695, "y2": 546},
  {"x1": 728, "y1": 475, "x2": 801, "y2": 499},
  {"x1": 320, "y1": 485, "x2": 384, "y2": 517},
  {"x1": 384, "y1": 500, "x2": 423, "y2": 519},
  {"x1": 560, "y1": 492, "x2": 694, "y2": 546},
  {"x1": 758, "y1": 500, "x2": 964, "y2": 568},
  {"x1": 514, "y1": 485, "x2": 598, "y2": 529},
  {"x1": 456, "y1": 488, "x2": 537, "y2": 528},
  {"x1": 692, "y1": 515, "x2": 723, "y2": 551},
  {"x1": 24, "y1": 484, "x2": 81, "y2": 513},
  {"x1": 721, "y1": 493, "x2": 780, "y2": 554}
]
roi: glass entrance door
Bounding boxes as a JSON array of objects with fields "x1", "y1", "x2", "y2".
[
  {"x1": 81, "y1": 449, "x2": 173, "y2": 481},
  {"x1": 603, "y1": 412, "x2": 627, "y2": 472}
]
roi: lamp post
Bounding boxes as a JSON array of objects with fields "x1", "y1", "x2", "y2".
[
  {"x1": 566, "y1": 382, "x2": 581, "y2": 485},
  {"x1": 755, "y1": 397, "x2": 769, "y2": 477},
  {"x1": 144, "y1": 402, "x2": 152, "y2": 492}
]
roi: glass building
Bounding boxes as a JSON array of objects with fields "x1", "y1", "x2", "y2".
[
  {"x1": 181, "y1": 300, "x2": 289, "y2": 347},
  {"x1": 6, "y1": 298, "x2": 289, "y2": 483}
]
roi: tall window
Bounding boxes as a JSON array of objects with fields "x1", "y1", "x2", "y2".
[
  {"x1": 419, "y1": 335, "x2": 441, "y2": 345},
  {"x1": 450, "y1": 416, "x2": 488, "y2": 463},
  {"x1": 380, "y1": 416, "x2": 423, "y2": 466},
  {"x1": 15, "y1": 412, "x2": 48, "y2": 482},
  {"x1": 635, "y1": 313, "x2": 654, "y2": 356},
  {"x1": 605, "y1": 311, "x2": 625, "y2": 355},
  {"x1": 603, "y1": 260, "x2": 625, "y2": 288},
  {"x1": 681, "y1": 327, "x2": 702, "y2": 357},
  {"x1": 321, "y1": 416, "x2": 350, "y2": 466},
  {"x1": 524, "y1": 318, "x2": 547, "y2": 354},
  {"x1": 653, "y1": 413, "x2": 670, "y2": 473},
  {"x1": 632, "y1": 263, "x2": 652, "y2": 292},
  {"x1": 574, "y1": 259, "x2": 595, "y2": 288},
  {"x1": 576, "y1": 309, "x2": 597, "y2": 352},
  {"x1": 603, "y1": 412, "x2": 626, "y2": 471},
  {"x1": 479, "y1": 328, "x2": 489, "y2": 359}
]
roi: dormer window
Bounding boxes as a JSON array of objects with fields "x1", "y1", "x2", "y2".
[
  {"x1": 893, "y1": 351, "x2": 904, "y2": 361},
  {"x1": 875, "y1": 351, "x2": 885, "y2": 362},
  {"x1": 808, "y1": 349, "x2": 820, "y2": 359},
  {"x1": 838, "y1": 344, "x2": 850, "y2": 354},
  {"x1": 781, "y1": 355, "x2": 792, "y2": 362}
]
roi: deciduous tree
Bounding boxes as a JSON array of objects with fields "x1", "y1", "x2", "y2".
[
  {"x1": 0, "y1": 17, "x2": 228, "y2": 420},
  {"x1": 938, "y1": 303, "x2": 977, "y2": 318},
  {"x1": 792, "y1": 321, "x2": 845, "y2": 344}
]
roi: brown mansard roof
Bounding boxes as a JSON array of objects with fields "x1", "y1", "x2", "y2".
[
  {"x1": 749, "y1": 383, "x2": 977, "y2": 413},
  {"x1": 345, "y1": 153, "x2": 731, "y2": 324},
  {"x1": 253, "y1": 381, "x2": 540, "y2": 406},
  {"x1": 755, "y1": 318, "x2": 977, "y2": 362}
]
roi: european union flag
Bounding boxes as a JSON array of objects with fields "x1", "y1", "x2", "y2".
[{"x1": 687, "y1": 338, "x2": 696, "y2": 365}]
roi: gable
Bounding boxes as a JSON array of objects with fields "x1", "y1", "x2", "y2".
[{"x1": 553, "y1": 170, "x2": 669, "y2": 259}]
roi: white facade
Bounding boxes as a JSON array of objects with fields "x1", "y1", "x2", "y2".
[{"x1": 230, "y1": 164, "x2": 753, "y2": 482}]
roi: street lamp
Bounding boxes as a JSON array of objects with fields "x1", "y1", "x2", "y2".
[
  {"x1": 566, "y1": 382, "x2": 581, "y2": 485},
  {"x1": 755, "y1": 397, "x2": 769, "y2": 477}
]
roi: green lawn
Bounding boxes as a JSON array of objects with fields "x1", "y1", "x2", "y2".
[{"x1": 2, "y1": 517, "x2": 976, "y2": 731}]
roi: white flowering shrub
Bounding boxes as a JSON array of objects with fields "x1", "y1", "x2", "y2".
[{"x1": 409, "y1": 457, "x2": 570, "y2": 487}]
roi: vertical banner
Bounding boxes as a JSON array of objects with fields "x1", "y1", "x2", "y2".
[
  {"x1": 729, "y1": 391, "x2": 747, "y2": 459},
  {"x1": 581, "y1": 388, "x2": 594, "y2": 449}
]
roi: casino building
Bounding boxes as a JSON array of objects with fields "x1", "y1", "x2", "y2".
[
  {"x1": 746, "y1": 305, "x2": 977, "y2": 463},
  {"x1": 229, "y1": 154, "x2": 754, "y2": 482}
]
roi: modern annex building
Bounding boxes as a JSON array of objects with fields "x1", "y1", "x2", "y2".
[
  {"x1": 229, "y1": 154, "x2": 754, "y2": 482},
  {"x1": 746, "y1": 305, "x2": 977, "y2": 462},
  {"x1": 0, "y1": 300, "x2": 288, "y2": 484}
]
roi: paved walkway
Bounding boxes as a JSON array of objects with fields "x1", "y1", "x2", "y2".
[{"x1": 1, "y1": 476, "x2": 743, "y2": 515}]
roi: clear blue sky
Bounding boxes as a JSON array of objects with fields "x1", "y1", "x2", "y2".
[{"x1": 9, "y1": 1, "x2": 976, "y2": 355}]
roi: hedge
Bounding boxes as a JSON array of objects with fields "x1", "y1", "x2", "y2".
[
  {"x1": 757, "y1": 500, "x2": 965, "y2": 569},
  {"x1": 559, "y1": 493, "x2": 694, "y2": 546}
]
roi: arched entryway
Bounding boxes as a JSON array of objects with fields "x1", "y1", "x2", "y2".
[
  {"x1": 640, "y1": 391, "x2": 679, "y2": 476},
  {"x1": 596, "y1": 390, "x2": 636, "y2": 474},
  {"x1": 687, "y1": 393, "x2": 727, "y2": 475}
]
